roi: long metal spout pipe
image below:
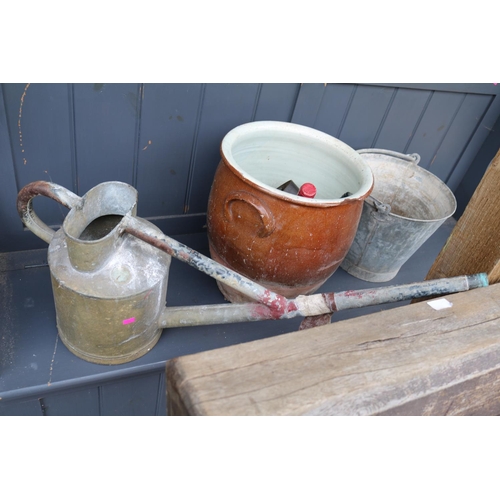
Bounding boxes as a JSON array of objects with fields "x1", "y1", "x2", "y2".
[
  {"x1": 123, "y1": 214, "x2": 488, "y2": 329},
  {"x1": 315, "y1": 273, "x2": 489, "y2": 314},
  {"x1": 158, "y1": 273, "x2": 488, "y2": 328}
]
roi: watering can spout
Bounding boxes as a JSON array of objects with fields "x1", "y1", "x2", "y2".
[
  {"x1": 465, "y1": 273, "x2": 489, "y2": 289},
  {"x1": 157, "y1": 272, "x2": 489, "y2": 329}
]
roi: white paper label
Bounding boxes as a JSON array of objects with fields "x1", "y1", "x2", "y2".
[{"x1": 427, "y1": 298, "x2": 453, "y2": 310}]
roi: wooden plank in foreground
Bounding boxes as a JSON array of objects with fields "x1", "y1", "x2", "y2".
[{"x1": 166, "y1": 283, "x2": 500, "y2": 416}]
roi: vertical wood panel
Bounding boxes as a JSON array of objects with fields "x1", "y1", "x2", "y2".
[
  {"x1": 428, "y1": 93, "x2": 491, "y2": 181},
  {"x1": 447, "y1": 96, "x2": 500, "y2": 191},
  {"x1": 187, "y1": 83, "x2": 260, "y2": 213},
  {"x1": 156, "y1": 370, "x2": 166, "y2": 415},
  {"x1": 136, "y1": 83, "x2": 203, "y2": 217},
  {"x1": 73, "y1": 83, "x2": 140, "y2": 194},
  {"x1": 374, "y1": 88, "x2": 432, "y2": 152},
  {"x1": 254, "y1": 83, "x2": 300, "y2": 122},
  {"x1": 0, "y1": 84, "x2": 23, "y2": 252},
  {"x1": 454, "y1": 112, "x2": 500, "y2": 217},
  {"x1": 0, "y1": 399, "x2": 43, "y2": 416},
  {"x1": 310, "y1": 83, "x2": 356, "y2": 138},
  {"x1": 99, "y1": 373, "x2": 161, "y2": 416},
  {"x1": 2, "y1": 83, "x2": 500, "y2": 253},
  {"x1": 291, "y1": 83, "x2": 326, "y2": 126},
  {"x1": 43, "y1": 386, "x2": 100, "y2": 415},
  {"x1": 338, "y1": 85, "x2": 395, "y2": 149},
  {"x1": 406, "y1": 90, "x2": 465, "y2": 173},
  {"x1": 2, "y1": 83, "x2": 74, "y2": 226}
]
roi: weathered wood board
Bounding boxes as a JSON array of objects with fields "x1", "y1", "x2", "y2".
[
  {"x1": 166, "y1": 283, "x2": 500, "y2": 416},
  {"x1": 424, "y1": 148, "x2": 500, "y2": 284}
]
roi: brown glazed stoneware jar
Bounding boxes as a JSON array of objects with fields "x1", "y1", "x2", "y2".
[{"x1": 207, "y1": 121, "x2": 374, "y2": 302}]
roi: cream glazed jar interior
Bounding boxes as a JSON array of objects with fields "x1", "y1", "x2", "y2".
[{"x1": 220, "y1": 121, "x2": 374, "y2": 202}]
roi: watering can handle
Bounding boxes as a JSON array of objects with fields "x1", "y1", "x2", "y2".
[
  {"x1": 357, "y1": 149, "x2": 420, "y2": 164},
  {"x1": 17, "y1": 181, "x2": 82, "y2": 244}
]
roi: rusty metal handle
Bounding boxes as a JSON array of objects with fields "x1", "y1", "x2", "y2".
[
  {"x1": 17, "y1": 181, "x2": 82, "y2": 244},
  {"x1": 223, "y1": 190, "x2": 275, "y2": 238}
]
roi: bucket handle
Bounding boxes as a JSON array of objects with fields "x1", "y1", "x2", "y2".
[
  {"x1": 17, "y1": 181, "x2": 82, "y2": 244},
  {"x1": 358, "y1": 148, "x2": 420, "y2": 165},
  {"x1": 359, "y1": 149, "x2": 420, "y2": 214},
  {"x1": 365, "y1": 195, "x2": 391, "y2": 214},
  {"x1": 223, "y1": 191, "x2": 275, "y2": 238}
]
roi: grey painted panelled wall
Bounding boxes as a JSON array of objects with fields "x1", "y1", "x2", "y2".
[{"x1": 1, "y1": 83, "x2": 499, "y2": 253}]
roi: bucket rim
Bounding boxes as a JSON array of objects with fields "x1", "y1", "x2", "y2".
[
  {"x1": 220, "y1": 121, "x2": 374, "y2": 206},
  {"x1": 357, "y1": 148, "x2": 457, "y2": 223}
]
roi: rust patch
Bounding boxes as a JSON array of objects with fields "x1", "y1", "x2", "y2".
[
  {"x1": 321, "y1": 292, "x2": 338, "y2": 312},
  {"x1": 47, "y1": 334, "x2": 59, "y2": 386},
  {"x1": 299, "y1": 313, "x2": 333, "y2": 330},
  {"x1": 17, "y1": 181, "x2": 61, "y2": 220},
  {"x1": 18, "y1": 83, "x2": 30, "y2": 166},
  {"x1": 259, "y1": 289, "x2": 297, "y2": 319}
]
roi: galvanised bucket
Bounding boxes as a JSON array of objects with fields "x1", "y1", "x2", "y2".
[{"x1": 340, "y1": 149, "x2": 457, "y2": 282}]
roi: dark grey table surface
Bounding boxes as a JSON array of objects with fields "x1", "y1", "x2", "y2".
[{"x1": 0, "y1": 220, "x2": 455, "y2": 401}]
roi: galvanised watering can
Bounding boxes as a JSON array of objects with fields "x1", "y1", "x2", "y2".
[{"x1": 17, "y1": 180, "x2": 488, "y2": 365}]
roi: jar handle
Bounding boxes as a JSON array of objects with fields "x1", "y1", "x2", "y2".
[
  {"x1": 223, "y1": 191, "x2": 275, "y2": 238},
  {"x1": 17, "y1": 181, "x2": 82, "y2": 244}
]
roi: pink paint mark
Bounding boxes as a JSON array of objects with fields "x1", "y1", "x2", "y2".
[
  {"x1": 259, "y1": 290, "x2": 296, "y2": 319},
  {"x1": 122, "y1": 317, "x2": 136, "y2": 325},
  {"x1": 494, "y1": 83, "x2": 498, "y2": 86}
]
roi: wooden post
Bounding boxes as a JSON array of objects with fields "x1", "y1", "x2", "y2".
[{"x1": 424, "y1": 148, "x2": 500, "y2": 283}]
